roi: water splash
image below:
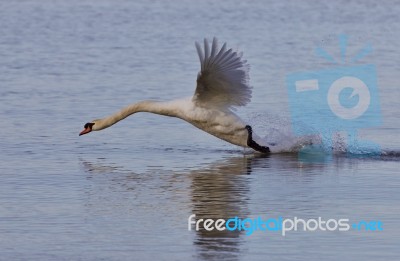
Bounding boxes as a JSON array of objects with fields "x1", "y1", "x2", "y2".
[
  {"x1": 247, "y1": 112, "x2": 318, "y2": 153},
  {"x1": 246, "y1": 112, "x2": 399, "y2": 159}
]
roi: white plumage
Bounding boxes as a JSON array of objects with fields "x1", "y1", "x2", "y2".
[{"x1": 194, "y1": 38, "x2": 252, "y2": 109}]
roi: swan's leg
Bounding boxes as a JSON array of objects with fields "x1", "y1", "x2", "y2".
[{"x1": 245, "y1": 125, "x2": 270, "y2": 153}]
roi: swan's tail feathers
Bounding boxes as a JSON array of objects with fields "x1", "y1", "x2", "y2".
[{"x1": 193, "y1": 37, "x2": 252, "y2": 110}]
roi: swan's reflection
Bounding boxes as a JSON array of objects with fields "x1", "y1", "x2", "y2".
[
  {"x1": 188, "y1": 155, "x2": 265, "y2": 260},
  {"x1": 80, "y1": 153, "x2": 327, "y2": 260},
  {"x1": 187, "y1": 153, "x2": 332, "y2": 260}
]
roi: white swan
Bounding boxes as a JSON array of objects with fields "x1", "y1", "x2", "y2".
[{"x1": 79, "y1": 38, "x2": 270, "y2": 153}]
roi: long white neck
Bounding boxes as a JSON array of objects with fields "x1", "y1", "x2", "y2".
[{"x1": 94, "y1": 100, "x2": 180, "y2": 131}]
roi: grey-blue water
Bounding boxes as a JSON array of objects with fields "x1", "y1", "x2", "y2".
[{"x1": 1, "y1": 0, "x2": 399, "y2": 260}]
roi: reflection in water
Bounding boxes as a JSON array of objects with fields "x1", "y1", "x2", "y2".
[
  {"x1": 188, "y1": 154, "x2": 269, "y2": 261},
  {"x1": 79, "y1": 153, "x2": 330, "y2": 261},
  {"x1": 80, "y1": 155, "x2": 269, "y2": 260},
  {"x1": 187, "y1": 153, "x2": 333, "y2": 260}
]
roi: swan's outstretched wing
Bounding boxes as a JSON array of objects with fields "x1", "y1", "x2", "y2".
[{"x1": 193, "y1": 38, "x2": 252, "y2": 109}]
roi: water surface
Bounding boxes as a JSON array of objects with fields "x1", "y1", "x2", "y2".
[{"x1": 0, "y1": 0, "x2": 399, "y2": 260}]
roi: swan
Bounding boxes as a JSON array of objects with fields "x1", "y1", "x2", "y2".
[{"x1": 79, "y1": 38, "x2": 270, "y2": 153}]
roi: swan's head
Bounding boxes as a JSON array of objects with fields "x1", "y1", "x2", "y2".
[{"x1": 79, "y1": 121, "x2": 97, "y2": 136}]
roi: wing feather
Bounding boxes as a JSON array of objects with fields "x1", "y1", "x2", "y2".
[
  {"x1": 193, "y1": 38, "x2": 252, "y2": 109},
  {"x1": 195, "y1": 42, "x2": 204, "y2": 67},
  {"x1": 212, "y1": 42, "x2": 227, "y2": 65},
  {"x1": 210, "y1": 38, "x2": 218, "y2": 58}
]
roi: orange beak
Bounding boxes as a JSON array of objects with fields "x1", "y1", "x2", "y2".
[{"x1": 79, "y1": 128, "x2": 91, "y2": 136}]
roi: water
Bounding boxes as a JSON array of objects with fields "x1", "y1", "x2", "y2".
[{"x1": 0, "y1": 0, "x2": 399, "y2": 260}]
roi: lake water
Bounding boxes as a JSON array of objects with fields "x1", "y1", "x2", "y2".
[{"x1": 0, "y1": 0, "x2": 399, "y2": 260}]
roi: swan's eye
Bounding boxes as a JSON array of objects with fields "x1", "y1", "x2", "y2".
[{"x1": 84, "y1": 123, "x2": 95, "y2": 129}]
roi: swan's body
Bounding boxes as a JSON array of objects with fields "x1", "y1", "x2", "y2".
[{"x1": 80, "y1": 38, "x2": 270, "y2": 153}]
